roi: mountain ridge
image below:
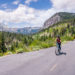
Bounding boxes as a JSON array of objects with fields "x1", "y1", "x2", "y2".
[
  {"x1": 44, "y1": 12, "x2": 75, "y2": 28},
  {"x1": 0, "y1": 24, "x2": 42, "y2": 34}
]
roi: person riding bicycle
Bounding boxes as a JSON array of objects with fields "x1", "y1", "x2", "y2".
[{"x1": 56, "y1": 36, "x2": 61, "y2": 53}]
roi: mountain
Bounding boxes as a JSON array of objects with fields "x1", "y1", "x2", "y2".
[
  {"x1": 44, "y1": 12, "x2": 75, "y2": 28},
  {"x1": 0, "y1": 24, "x2": 41, "y2": 34},
  {"x1": 16, "y1": 27, "x2": 41, "y2": 34}
]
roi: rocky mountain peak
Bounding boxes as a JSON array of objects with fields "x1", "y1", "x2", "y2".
[{"x1": 43, "y1": 12, "x2": 75, "y2": 28}]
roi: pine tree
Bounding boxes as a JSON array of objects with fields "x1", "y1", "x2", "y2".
[
  {"x1": 1, "y1": 32, "x2": 7, "y2": 53},
  {"x1": 11, "y1": 44, "x2": 15, "y2": 52}
]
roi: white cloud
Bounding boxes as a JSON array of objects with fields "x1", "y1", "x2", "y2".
[
  {"x1": 25, "y1": 0, "x2": 38, "y2": 5},
  {"x1": 51, "y1": 0, "x2": 75, "y2": 12},
  {"x1": 0, "y1": 4, "x2": 37, "y2": 27},
  {"x1": 12, "y1": 0, "x2": 19, "y2": 5}
]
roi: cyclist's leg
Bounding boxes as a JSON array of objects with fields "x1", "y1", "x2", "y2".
[
  {"x1": 58, "y1": 43, "x2": 61, "y2": 53},
  {"x1": 56, "y1": 43, "x2": 60, "y2": 53}
]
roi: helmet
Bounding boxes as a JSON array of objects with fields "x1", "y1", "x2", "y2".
[{"x1": 57, "y1": 35, "x2": 60, "y2": 38}]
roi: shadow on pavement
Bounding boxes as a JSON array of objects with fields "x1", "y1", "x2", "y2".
[{"x1": 56, "y1": 52, "x2": 67, "y2": 56}]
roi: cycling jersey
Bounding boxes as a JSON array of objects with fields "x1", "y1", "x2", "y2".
[{"x1": 56, "y1": 38, "x2": 61, "y2": 43}]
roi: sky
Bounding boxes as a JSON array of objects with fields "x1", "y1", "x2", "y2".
[{"x1": 0, "y1": 0, "x2": 75, "y2": 28}]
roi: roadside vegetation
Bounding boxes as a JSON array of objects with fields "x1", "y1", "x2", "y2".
[{"x1": 0, "y1": 18, "x2": 75, "y2": 56}]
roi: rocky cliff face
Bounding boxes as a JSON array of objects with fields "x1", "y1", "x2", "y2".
[
  {"x1": 44, "y1": 12, "x2": 75, "y2": 28},
  {"x1": 44, "y1": 13, "x2": 61, "y2": 28}
]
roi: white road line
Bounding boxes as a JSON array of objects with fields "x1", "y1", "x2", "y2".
[{"x1": 50, "y1": 64, "x2": 57, "y2": 72}]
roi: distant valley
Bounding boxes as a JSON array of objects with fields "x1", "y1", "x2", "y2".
[{"x1": 0, "y1": 24, "x2": 42, "y2": 34}]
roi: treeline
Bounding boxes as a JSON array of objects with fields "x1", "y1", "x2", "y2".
[{"x1": 0, "y1": 32, "x2": 34, "y2": 55}]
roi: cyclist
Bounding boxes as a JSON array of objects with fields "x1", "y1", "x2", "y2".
[{"x1": 56, "y1": 36, "x2": 61, "y2": 54}]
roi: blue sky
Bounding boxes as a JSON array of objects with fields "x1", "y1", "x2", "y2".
[
  {"x1": 0, "y1": 0, "x2": 75, "y2": 28},
  {"x1": 29, "y1": 0, "x2": 52, "y2": 10},
  {"x1": 0, "y1": 0, "x2": 52, "y2": 10}
]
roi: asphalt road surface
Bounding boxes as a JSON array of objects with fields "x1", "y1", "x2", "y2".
[{"x1": 0, "y1": 41, "x2": 75, "y2": 75}]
